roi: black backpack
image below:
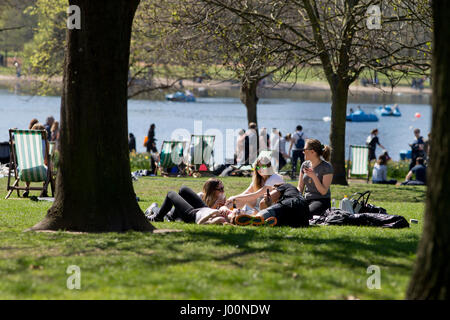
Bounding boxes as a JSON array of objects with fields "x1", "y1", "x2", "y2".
[{"x1": 350, "y1": 191, "x2": 387, "y2": 214}]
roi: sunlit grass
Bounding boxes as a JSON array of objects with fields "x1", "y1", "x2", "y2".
[{"x1": 0, "y1": 176, "x2": 425, "y2": 299}]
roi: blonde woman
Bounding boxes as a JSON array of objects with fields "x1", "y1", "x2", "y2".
[
  {"x1": 226, "y1": 155, "x2": 284, "y2": 209},
  {"x1": 298, "y1": 139, "x2": 333, "y2": 216}
]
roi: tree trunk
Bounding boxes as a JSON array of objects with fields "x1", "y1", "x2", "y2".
[
  {"x1": 240, "y1": 79, "x2": 259, "y2": 125},
  {"x1": 329, "y1": 77, "x2": 349, "y2": 185},
  {"x1": 29, "y1": 0, "x2": 153, "y2": 232},
  {"x1": 406, "y1": 0, "x2": 450, "y2": 299}
]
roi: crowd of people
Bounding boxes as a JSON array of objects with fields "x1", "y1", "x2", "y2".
[
  {"x1": 135, "y1": 123, "x2": 429, "y2": 228},
  {"x1": 145, "y1": 137, "x2": 334, "y2": 228}
]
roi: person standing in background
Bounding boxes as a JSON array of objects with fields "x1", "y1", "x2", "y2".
[
  {"x1": 146, "y1": 123, "x2": 157, "y2": 153},
  {"x1": 245, "y1": 122, "x2": 258, "y2": 165},
  {"x1": 409, "y1": 128, "x2": 425, "y2": 170},
  {"x1": 128, "y1": 133, "x2": 136, "y2": 153},
  {"x1": 144, "y1": 124, "x2": 158, "y2": 175},
  {"x1": 289, "y1": 125, "x2": 306, "y2": 179},
  {"x1": 236, "y1": 129, "x2": 246, "y2": 165},
  {"x1": 44, "y1": 116, "x2": 55, "y2": 140},
  {"x1": 366, "y1": 129, "x2": 386, "y2": 162}
]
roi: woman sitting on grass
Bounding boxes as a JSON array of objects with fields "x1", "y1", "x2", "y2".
[
  {"x1": 233, "y1": 183, "x2": 310, "y2": 227},
  {"x1": 372, "y1": 155, "x2": 397, "y2": 185},
  {"x1": 225, "y1": 155, "x2": 284, "y2": 210},
  {"x1": 297, "y1": 139, "x2": 333, "y2": 216},
  {"x1": 146, "y1": 178, "x2": 230, "y2": 224}
]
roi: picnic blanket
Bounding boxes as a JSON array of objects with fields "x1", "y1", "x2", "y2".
[{"x1": 309, "y1": 209, "x2": 409, "y2": 229}]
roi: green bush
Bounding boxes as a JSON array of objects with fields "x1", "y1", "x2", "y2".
[{"x1": 130, "y1": 152, "x2": 151, "y2": 172}]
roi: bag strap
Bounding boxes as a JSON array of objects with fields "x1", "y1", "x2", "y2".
[{"x1": 350, "y1": 191, "x2": 371, "y2": 207}]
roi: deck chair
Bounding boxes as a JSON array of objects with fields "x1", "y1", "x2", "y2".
[
  {"x1": 158, "y1": 140, "x2": 187, "y2": 176},
  {"x1": 5, "y1": 129, "x2": 55, "y2": 199},
  {"x1": 189, "y1": 135, "x2": 215, "y2": 173},
  {"x1": 347, "y1": 145, "x2": 370, "y2": 183}
]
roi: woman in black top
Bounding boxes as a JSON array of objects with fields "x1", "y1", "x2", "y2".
[
  {"x1": 366, "y1": 129, "x2": 386, "y2": 161},
  {"x1": 146, "y1": 123, "x2": 157, "y2": 153}
]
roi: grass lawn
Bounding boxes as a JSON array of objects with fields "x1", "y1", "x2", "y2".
[{"x1": 0, "y1": 176, "x2": 426, "y2": 299}]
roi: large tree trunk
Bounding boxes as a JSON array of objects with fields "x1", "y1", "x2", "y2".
[
  {"x1": 406, "y1": 0, "x2": 450, "y2": 299},
  {"x1": 240, "y1": 79, "x2": 259, "y2": 125},
  {"x1": 30, "y1": 0, "x2": 153, "y2": 232},
  {"x1": 329, "y1": 77, "x2": 349, "y2": 185}
]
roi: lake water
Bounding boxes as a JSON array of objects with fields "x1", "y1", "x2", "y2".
[{"x1": 0, "y1": 87, "x2": 431, "y2": 162}]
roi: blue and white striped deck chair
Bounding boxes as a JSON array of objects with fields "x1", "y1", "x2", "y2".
[
  {"x1": 5, "y1": 129, "x2": 54, "y2": 199},
  {"x1": 348, "y1": 145, "x2": 370, "y2": 183},
  {"x1": 189, "y1": 135, "x2": 215, "y2": 172}
]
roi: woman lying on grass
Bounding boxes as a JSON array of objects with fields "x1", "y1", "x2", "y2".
[
  {"x1": 233, "y1": 183, "x2": 310, "y2": 227},
  {"x1": 146, "y1": 178, "x2": 230, "y2": 224},
  {"x1": 225, "y1": 155, "x2": 284, "y2": 210}
]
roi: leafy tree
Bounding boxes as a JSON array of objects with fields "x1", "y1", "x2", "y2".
[
  {"x1": 200, "y1": 0, "x2": 432, "y2": 184},
  {"x1": 142, "y1": 0, "x2": 296, "y2": 125},
  {"x1": 0, "y1": 1, "x2": 37, "y2": 64}
]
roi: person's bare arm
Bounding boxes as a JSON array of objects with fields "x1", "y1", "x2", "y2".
[
  {"x1": 304, "y1": 168, "x2": 332, "y2": 196},
  {"x1": 297, "y1": 170, "x2": 305, "y2": 193},
  {"x1": 288, "y1": 140, "x2": 294, "y2": 154},
  {"x1": 226, "y1": 185, "x2": 273, "y2": 208},
  {"x1": 405, "y1": 170, "x2": 413, "y2": 181},
  {"x1": 259, "y1": 189, "x2": 280, "y2": 210}
]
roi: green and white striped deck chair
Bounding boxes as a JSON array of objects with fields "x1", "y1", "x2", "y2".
[
  {"x1": 189, "y1": 135, "x2": 215, "y2": 172},
  {"x1": 5, "y1": 129, "x2": 55, "y2": 199},
  {"x1": 347, "y1": 145, "x2": 370, "y2": 182},
  {"x1": 158, "y1": 140, "x2": 187, "y2": 176}
]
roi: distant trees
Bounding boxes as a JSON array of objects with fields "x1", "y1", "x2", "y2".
[
  {"x1": 0, "y1": 0, "x2": 37, "y2": 64},
  {"x1": 199, "y1": 0, "x2": 432, "y2": 184},
  {"x1": 141, "y1": 0, "x2": 296, "y2": 125}
]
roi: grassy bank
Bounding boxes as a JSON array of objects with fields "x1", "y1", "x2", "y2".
[{"x1": 0, "y1": 176, "x2": 425, "y2": 299}]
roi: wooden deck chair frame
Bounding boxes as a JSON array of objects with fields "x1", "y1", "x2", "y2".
[
  {"x1": 5, "y1": 129, "x2": 55, "y2": 199},
  {"x1": 189, "y1": 135, "x2": 215, "y2": 173},
  {"x1": 158, "y1": 140, "x2": 188, "y2": 177},
  {"x1": 347, "y1": 145, "x2": 370, "y2": 183}
]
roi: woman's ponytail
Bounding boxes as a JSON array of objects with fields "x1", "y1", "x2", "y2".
[{"x1": 322, "y1": 145, "x2": 331, "y2": 162}]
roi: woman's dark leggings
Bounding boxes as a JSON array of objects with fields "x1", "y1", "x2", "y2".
[
  {"x1": 156, "y1": 186, "x2": 207, "y2": 222},
  {"x1": 306, "y1": 198, "x2": 331, "y2": 216}
]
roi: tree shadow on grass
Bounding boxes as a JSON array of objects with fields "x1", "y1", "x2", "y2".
[{"x1": 136, "y1": 226, "x2": 420, "y2": 272}]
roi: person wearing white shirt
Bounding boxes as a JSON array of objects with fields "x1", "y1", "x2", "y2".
[{"x1": 226, "y1": 155, "x2": 284, "y2": 209}]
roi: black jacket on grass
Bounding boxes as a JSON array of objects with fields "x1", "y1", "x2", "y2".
[{"x1": 260, "y1": 183, "x2": 310, "y2": 227}]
